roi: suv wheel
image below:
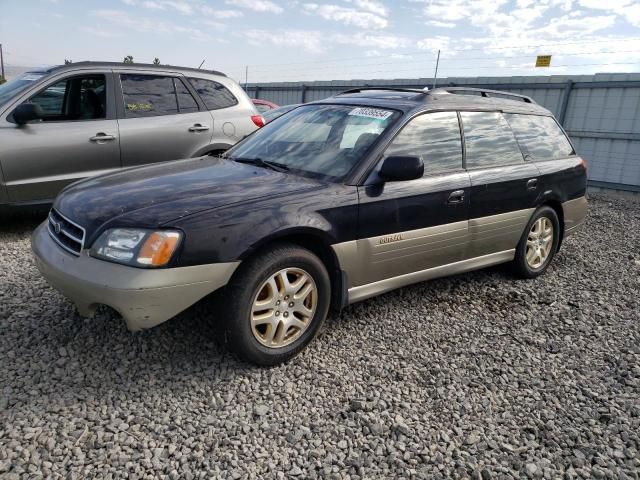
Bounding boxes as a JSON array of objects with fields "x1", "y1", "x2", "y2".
[
  {"x1": 512, "y1": 206, "x2": 560, "y2": 278},
  {"x1": 223, "y1": 243, "x2": 331, "y2": 366}
]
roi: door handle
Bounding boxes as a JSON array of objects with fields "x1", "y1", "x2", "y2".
[
  {"x1": 89, "y1": 133, "x2": 116, "y2": 142},
  {"x1": 447, "y1": 190, "x2": 465, "y2": 205},
  {"x1": 188, "y1": 124, "x2": 210, "y2": 132},
  {"x1": 527, "y1": 178, "x2": 538, "y2": 190}
]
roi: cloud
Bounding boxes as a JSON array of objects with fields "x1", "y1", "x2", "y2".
[
  {"x1": 92, "y1": 9, "x2": 210, "y2": 40},
  {"x1": 332, "y1": 32, "x2": 410, "y2": 49},
  {"x1": 417, "y1": 36, "x2": 452, "y2": 52},
  {"x1": 426, "y1": 20, "x2": 456, "y2": 28},
  {"x1": 245, "y1": 29, "x2": 325, "y2": 52},
  {"x1": 200, "y1": 7, "x2": 244, "y2": 19},
  {"x1": 225, "y1": 0, "x2": 283, "y2": 14},
  {"x1": 302, "y1": 3, "x2": 388, "y2": 29},
  {"x1": 349, "y1": 0, "x2": 387, "y2": 17},
  {"x1": 79, "y1": 26, "x2": 120, "y2": 38},
  {"x1": 578, "y1": 0, "x2": 640, "y2": 27}
]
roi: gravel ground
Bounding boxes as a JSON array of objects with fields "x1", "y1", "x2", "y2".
[{"x1": 1, "y1": 193, "x2": 639, "y2": 480}]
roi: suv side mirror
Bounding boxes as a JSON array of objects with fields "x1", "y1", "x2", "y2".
[
  {"x1": 379, "y1": 155, "x2": 424, "y2": 182},
  {"x1": 13, "y1": 103, "x2": 44, "y2": 125}
]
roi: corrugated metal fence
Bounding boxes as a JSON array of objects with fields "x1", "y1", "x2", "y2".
[{"x1": 246, "y1": 73, "x2": 640, "y2": 193}]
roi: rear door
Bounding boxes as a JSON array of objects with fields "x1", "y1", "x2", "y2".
[
  {"x1": 460, "y1": 111, "x2": 541, "y2": 258},
  {"x1": 0, "y1": 71, "x2": 120, "y2": 203},
  {"x1": 116, "y1": 73, "x2": 214, "y2": 167},
  {"x1": 355, "y1": 111, "x2": 471, "y2": 287},
  {"x1": 504, "y1": 113, "x2": 585, "y2": 200}
]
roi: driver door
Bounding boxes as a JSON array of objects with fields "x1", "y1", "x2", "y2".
[
  {"x1": 0, "y1": 70, "x2": 120, "y2": 203},
  {"x1": 354, "y1": 111, "x2": 471, "y2": 287}
]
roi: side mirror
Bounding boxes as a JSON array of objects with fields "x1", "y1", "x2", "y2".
[
  {"x1": 13, "y1": 103, "x2": 44, "y2": 125},
  {"x1": 379, "y1": 155, "x2": 424, "y2": 182}
]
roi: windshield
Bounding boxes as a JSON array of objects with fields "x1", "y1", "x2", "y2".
[
  {"x1": 0, "y1": 72, "x2": 49, "y2": 108},
  {"x1": 227, "y1": 104, "x2": 400, "y2": 180}
]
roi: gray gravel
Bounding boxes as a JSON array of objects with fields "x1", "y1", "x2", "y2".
[{"x1": 1, "y1": 193, "x2": 639, "y2": 479}]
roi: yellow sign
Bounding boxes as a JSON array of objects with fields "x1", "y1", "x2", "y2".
[{"x1": 536, "y1": 55, "x2": 552, "y2": 67}]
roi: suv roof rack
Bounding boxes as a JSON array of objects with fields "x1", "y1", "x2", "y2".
[
  {"x1": 48, "y1": 61, "x2": 227, "y2": 77},
  {"x1": 431, "y1": 87, "x2": 535, "y2": 104},
  {"x1": 339, "y1": 87, "x2": 428, "y2": 96}
]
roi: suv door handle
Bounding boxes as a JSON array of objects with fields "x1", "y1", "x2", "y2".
[
  {"x1": 447, "y1": 190, "x2": 465, "y2": 205},
  {"x1": 188, "y1": 124, "x2": 210, "y2": 132},
  {"x1": 527, "y1": 178, "x2": 538, "y2": 190},
  {"x1": 89, "y1": 133, "x2": 116, "y2": 142}
]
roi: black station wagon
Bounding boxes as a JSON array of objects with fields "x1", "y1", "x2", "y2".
[{"x1": 32, "y1": 87, "x2": 588, "y2": 365}]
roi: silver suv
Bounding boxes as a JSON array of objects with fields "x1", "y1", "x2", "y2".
[{"x1": 0, "y1": 62, "x2": 260, "y2": 206}]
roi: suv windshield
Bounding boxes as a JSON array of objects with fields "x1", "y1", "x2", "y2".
[
  {"x1": 0, "y1": 72, "x2": 49, "y2": 108},
  {"x1": 226, "y1": 104, "x2": 400, "y2": 180}
]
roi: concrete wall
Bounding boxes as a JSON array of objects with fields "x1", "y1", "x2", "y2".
[{"x1": 246, "y1": 73, "x2": 640, "y2": 193}]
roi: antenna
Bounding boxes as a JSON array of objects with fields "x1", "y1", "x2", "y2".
[
  {"x1": 198, "y1": 59, "x2": 205, "y2": 69},
  {"x1": 432, "y1": 49, "x2": 440, "y2": 89}
]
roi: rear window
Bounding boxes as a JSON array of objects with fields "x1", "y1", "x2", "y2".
[
  {"x1": 121, "y1": 74, "x2": 178, "y2": 118},
  {"x1": 460, "y1": 111, "x2": 524, "y2": 168},
  {"x1": 505, "y1": 113, "x2": 574, "y2": 160},
  {"x1": 188, "y1": 78, "x2": 237, "y2": 110}
]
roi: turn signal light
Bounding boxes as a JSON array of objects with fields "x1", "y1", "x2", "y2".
[
  {"x1": 251, "y1": 115, "x2": 265, "y2": 128},
  {"x1": 137, "y1": 232, "x2": 181, "y2": 266}
]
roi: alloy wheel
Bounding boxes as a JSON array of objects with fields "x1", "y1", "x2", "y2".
[
  {"x1": 250, "y1": 268, "x2": 318, "y2": 348},
  {"x1": 526, "y1": 217, "x2": 554, "y2": 269}
]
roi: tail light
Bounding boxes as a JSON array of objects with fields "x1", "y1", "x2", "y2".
[
  {"x1": 579, "y1": 157, "x2": 587, "y2": 173},
  {"x1": 251, "y1": 115, "x2": 265, "y2": 128}
]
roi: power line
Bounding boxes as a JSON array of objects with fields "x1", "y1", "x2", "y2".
[
  {"x1": 249, "y1": 62, "x2": 640, "y2": 83},
  {"x1": 244, "y1": 49, "x2": 640, "y2": 76},
  {"x1": 224, "y1": 37, "x2": 640, "y2": 70}
]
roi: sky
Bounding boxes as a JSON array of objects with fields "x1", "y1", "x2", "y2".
[{"x1": 1, "y1": 0, "x2": 639, "y2": 83}]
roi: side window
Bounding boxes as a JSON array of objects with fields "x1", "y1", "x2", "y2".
[
  {"x1": 121, "y1": 74, "x2": 178, "y2": 118},
  {"x1": 188, "y1": 77, "x2": 238, "y2": 110},
  {"x1": 175, "y1": 78, "x2": 199, "y2": 113},
  {"x1": 460, "y1": 111, "x2": 524, "y2": 168},
  {"x1": 29, "y1": 75, "x2": 106, "y2": 121},
  {"x1": 384, "y1": 111, "x2": 463, "y2": 174},
  {"x1": 504, "y1": 113, "x2": 574, "y2": 160}
]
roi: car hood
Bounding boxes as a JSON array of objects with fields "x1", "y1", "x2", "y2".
[{"x1": 54, "y1": 156, "x2": 321, "y2": 239}]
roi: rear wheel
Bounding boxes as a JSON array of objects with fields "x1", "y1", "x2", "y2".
[
  {"x1": 512, "y1": 206, "x2": 560, "y2": 278},
  {"x1": 223, "y1": 243, "x2": 331, "y2": 366}
]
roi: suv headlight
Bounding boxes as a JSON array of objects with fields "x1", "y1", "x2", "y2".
[{"x1": 90, "y1": 228, "x2": 182, "y2": 268}]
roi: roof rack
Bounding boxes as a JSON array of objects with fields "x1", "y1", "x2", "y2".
[
  {"x1": 48, "y1": 61, "x2": 227, "y2": 77},
  {"x1": 338, "y1": 87, "x2": 428, "y2": 96},
  {"x1": 431, "y1": 87, "x2": 535, "y2": 104}
]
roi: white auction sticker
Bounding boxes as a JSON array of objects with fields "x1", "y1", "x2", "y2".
[{"x1": 348, "y1": 107, "x2": 393, "y2": 120}]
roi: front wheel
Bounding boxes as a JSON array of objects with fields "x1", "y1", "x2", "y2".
[
  {"x1": 512, "y1": 206, "x2": 560, "y2": 278},
  {"x1": 222, "y1": 243, "x2": 331, "y2": 366}
]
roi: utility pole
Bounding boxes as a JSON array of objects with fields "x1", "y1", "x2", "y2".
[
  {"x1": 244, "y1": 65, "x2": 248, "y2": 90},
  {"x1": 432, "y1": 49, "x2": 440, "y2": 89},
  {"x1": 0, "y1": 44, "x2": 5, "y2": 81}
]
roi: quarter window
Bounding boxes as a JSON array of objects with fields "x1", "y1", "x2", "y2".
[
  {"x1": 385, "y1": 111, "x2": 463, "y2": 174},
  {"x1": 460, "y1": 111, "x2": 524, "y2": 168},
  {"x1": 188, "y1": 78, "x2": 237, "y2": 110},
  {"x1": 121, "y1": 74, "x2": 189, "y2": 118},
  {"x1": 29, "y1": 74, "x2": 106, "y2": 121},
  {"x1": 504, "y1": 113, "x2": 574, "y2": 160}
]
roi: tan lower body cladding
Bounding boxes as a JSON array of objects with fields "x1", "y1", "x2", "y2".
[{"x1": 333, "y1": 197, "x2": 587, "y2": 303}]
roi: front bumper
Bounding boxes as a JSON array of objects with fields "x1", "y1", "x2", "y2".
[{"x1": 31, "y1": 222, "x2": 240, "y2": 331}]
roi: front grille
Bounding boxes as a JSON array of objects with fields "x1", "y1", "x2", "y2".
[{"x1": 47, "y1": 209, "x2": 86, "y2": 256}]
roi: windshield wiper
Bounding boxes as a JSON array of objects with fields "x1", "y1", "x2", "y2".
[{"x1": 229, "y1": 156, "x2": 289, "y2": 173}]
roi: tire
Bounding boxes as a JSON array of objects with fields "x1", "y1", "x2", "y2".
[
  {"x1": 222, "y1": 243, "x2": 331, "y2": 366},
  {"x1": 512, "y1": 206, "x2": 560, "y2": 278}
]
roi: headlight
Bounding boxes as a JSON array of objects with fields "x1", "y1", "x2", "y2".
[{"x1": 90, "y1": 228, "x2": 182, "y2": 268}]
